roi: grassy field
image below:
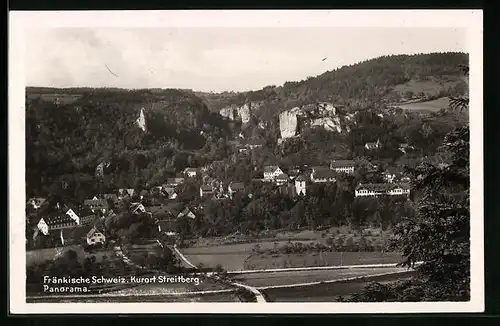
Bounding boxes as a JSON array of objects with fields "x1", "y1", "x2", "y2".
[
  {"x1": 393, "y1": 97, "x2": 451, "y2": 112},
  {"x1": 233, "y1": 267, "x2": 410, "y2": 288},
  {"x1": 244, "y1": 251, "x2": 403, "y2": 270},
  {"x1": 182, "y1": 240, "x2": 320, "y2": 271},
  {"x1": 391, "y1": 77, "x2": 463, "y2": 98},
  {"x1": 26, "y1": 245, "x2": 115, "y2": 266},
  {"x1": 261, "y1": 270, "x2": 415, "y2": 302}
]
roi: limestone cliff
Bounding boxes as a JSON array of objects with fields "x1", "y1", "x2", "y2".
[
  {"x1": 279, "y1": 110, "x2": 299, "y2": 139},
  {"x1": 219, "y1": 103, "x2": 252, "y2": 124},
  {"x1": 136, "y1": 107, "x2": 147, "y2": 132}
]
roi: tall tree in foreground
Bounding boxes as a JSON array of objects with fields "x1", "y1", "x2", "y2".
[{"x1": 348, "y1": 65, "x2": 470, "y2": 302}]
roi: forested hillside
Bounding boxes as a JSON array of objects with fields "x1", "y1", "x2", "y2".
[
  {"x1": 197, "y1": 52, "x2": 468, "y2": 120},
  {"x1": 25, "y1": 52, "x2": 468, "y2": 203}
]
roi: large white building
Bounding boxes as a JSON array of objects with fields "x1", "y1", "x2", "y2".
[
  {"x1": 330, "y1": 160, "x2": 355, "y2": 174},
  {"x1": 355, "y1": 183, "x2": 410, "y2": 197}
]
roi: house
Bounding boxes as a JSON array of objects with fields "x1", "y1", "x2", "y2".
[
  {"x1": 294, "y1": 174, "x2": 308, "y2": 196},
  {"x1": 228, "y1": 182, "x2": 245, "y2": 199},
  {"x1": 263, "y1": 165, "x2": 284, "y2": 181},
  {"x1": 37, "y1": 214, "x2": 78, "y2": 236},
  {"x1": 63, "y1": 205, "x2": 97, "y2": 226},
  {"x1": 161, "y1": 187, "x2": 178, "y2": 200},
  {"x1": 86, "y1": 226, "x2": 106, "y2": 246},
  {"x1": 165, "y1": 177, "x2": 185, "y2": 187},
  {"x1": 118, "y1": 188, "x2": 136, "y2": 198},
  {"x1": 365, "y1": 139, "x2": 382, "y2": 150},
  {"x1": 130, "y1": 202, "x2": 146, "y2": 215},
  {"x1": 27, "y1": 197, "x2": 47, "y2": 210},
  {"x1": 310, "y1": 167, "x2": 336, "y2": 183},
  {"x1": 275, "y1": 173, "x2": 290, "y2": 186},
  {"x1": 83, "y1": 198, "x2": 109, "y2": 214},
  {"x1": 177, "y1": 207, "x2": 196, "y2": 219},
  {"x1": 330, "y1": 160, "x2": 355, "y2": 174},
  {"x1": 200, "y1": 185, "x2": 215, "y2": 198},
  {"x1": 183, "y1": 167, "x2": 198, "y2": 178},
  {"x1": 355, "y1": 183, "x2": 410, "y2": 197}
]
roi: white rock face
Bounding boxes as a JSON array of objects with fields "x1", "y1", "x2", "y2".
[
  {"x1": 136, "y1": 108, "x2": 147, "y2": 132},
  {"x1": 219, "y1": 103, "x2": 252, "y2": 124},
  {"x1": 279, "y1": 110, "x2": 299, "y2": 139},
  {"x1": 310, "y1": 116, "x2": 342, "y2": 133}
]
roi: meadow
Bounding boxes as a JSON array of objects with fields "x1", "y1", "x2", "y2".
[
  {"x1": 26, "y1": 245, "x2": 114, "y2": 266},
  {"x1": 260, "y1": 270, "x2": 415, "y2": 302},
  {"x1": 392, "y1": 97, "x2": 451, "y2": 112}
]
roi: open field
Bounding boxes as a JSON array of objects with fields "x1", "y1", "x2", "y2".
[
  {"x1": 26, "y1": 245, "x2": 115, "y2": 266},
  {"x1": 391, "y1": 77, "x2": 463, "y2": 98},
  {"x1": 244, "y1": 251, "x2": 403, "y2": 270},
  {"x1": 181, "y1": 240, "x2": 321, "y2": 271},
  {"x1": 392, "y1": 97, "x2": 451, "y2": 112},
  {"x1": 233, "y1": 267, "x2": 410, "y2": 288},
  {"x1": 260, "y1": 270, "x2": 415, "y2": 302}
]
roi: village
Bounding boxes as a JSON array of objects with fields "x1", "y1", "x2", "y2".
[{"x1": 27, "y1": 155, "x2": 412, "y2": 253}]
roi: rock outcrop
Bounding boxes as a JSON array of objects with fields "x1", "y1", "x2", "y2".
[
  {"x1": 219, "y1": 103, "x2": 252, "y2": 124},
  {"x1": 136, "y1": 108, "x2": 147, "y2": 132},
  {"x1": 279, "y1": 110, "x2": 299, "y2": 139}
]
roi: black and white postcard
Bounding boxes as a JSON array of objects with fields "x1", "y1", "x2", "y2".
[{"x1": 9, "y1": 10, "x2": 483, "y2": 314}]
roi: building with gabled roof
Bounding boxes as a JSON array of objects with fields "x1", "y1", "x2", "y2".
[
  {"x1": 263, "y1": 165, "x2": 284, "y2": 181},
  {"x1": 86, "y1": 226, "x2": 106, "y2": 246},
  {"x1": 37, "y1": 213, "x2": 78, "y2": 236},
  {"x1": 310, "y1": 167, "x2": 336, "y2": 183},
  {"x1": 330, "y1": 160, "x2": 355, "y2": 174},
  {"x1": 275, "y1": 173, "x2": 290, "y2": 186},
  {"x1": 355, "y1": 183, "x2": 410, "y2": 197},
  {"x1": 294, "y1": 174, "x2": 308, "y2": 196},
  {"x1": 84, "y1": 198, "x2": 109, "y2": 213}
]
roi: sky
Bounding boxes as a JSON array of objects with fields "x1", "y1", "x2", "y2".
[{"x1": 25, "y1": 27, "x2": 467, "y2": 92}]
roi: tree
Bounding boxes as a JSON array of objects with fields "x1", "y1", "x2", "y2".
[{"x1": 349, "y1": 65, "x2": 470, "y2": 302}]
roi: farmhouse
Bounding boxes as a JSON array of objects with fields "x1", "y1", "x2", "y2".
[
  {"x1": 86, "y1": 226, "x2": 106, "y2": 246},
  {"x1": 355, "y1": 183, "x2": 410, "y2": 197},
  {"x1": 263, "y1": 165, "x2": 284, "y2": 181},
  {"x1": 310, "y1": 167, "x2": 336, "y2": 183},
  {"x1": 330, "y1": 160, "x2": 355, "y2": 174}
]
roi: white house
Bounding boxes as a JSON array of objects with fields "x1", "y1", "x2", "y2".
[
  {"x1": 294, "y1": 174, "x2": 307, "y2": 196},
  {"x1": 355, "y1": 183, "x2": 410, "y2": 197},
  {"x1": 86, "y1": 226, "x2": 106, "y2": 246},
  {"x1": 263, "y1": 165, "x2": 284, "y2": 181}
]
